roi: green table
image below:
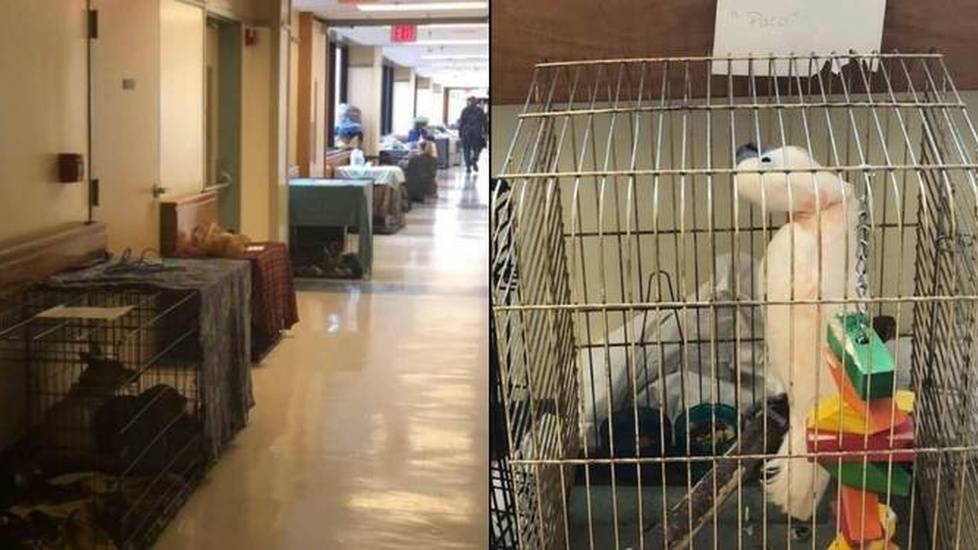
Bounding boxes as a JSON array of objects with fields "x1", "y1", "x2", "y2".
[{"x1": 289, "y1": 178, "x2": 373, "y2": 276}]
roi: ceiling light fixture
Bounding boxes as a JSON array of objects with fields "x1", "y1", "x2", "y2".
[
  {"x1": 420, "y1": 23, "x2": 487, "y2": 29},
  {"x1": 420, "y1": 54, "x2": 489, "y2": 60},
  {"x1": 412, "y1": 39, "x2": 486, "y2": 45},
  {"x1": 357, "y1": 2, "x2": 487, "y2": 12},
  {"x1": 427, "y1": 59, "x2": 488, "y2": 65}
]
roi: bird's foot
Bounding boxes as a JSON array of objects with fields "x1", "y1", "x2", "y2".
[{"x1": 790, "y1": 524, "x2": 811, "y2": 542}]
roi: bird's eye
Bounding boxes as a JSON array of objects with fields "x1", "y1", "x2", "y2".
[{"x1": 761, "y1": 156, "x2": 771, "y2": 163}]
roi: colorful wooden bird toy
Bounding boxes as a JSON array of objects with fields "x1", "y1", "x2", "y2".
[{"x1": 807, "y1": 312, "x2": 916, "y2": 549}]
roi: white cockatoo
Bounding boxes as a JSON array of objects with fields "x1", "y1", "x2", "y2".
[{"x1": 734, "y1": 144, "x2": 859, "y2": 523}]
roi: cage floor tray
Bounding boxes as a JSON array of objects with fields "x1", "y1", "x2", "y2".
[{"x1": 565, "y1": 483, "x2": 922, "y2": 550}]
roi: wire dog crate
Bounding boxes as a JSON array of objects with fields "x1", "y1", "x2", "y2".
[
  {"x1": 0, "y1": 287, "x2": 204, "y2": 548},
  {"x1": 492, "y1": 291, "x2": 520, "y2": 549},
  {"x1": 492, "y1": 52, "x2": 978, "y2": 549}
]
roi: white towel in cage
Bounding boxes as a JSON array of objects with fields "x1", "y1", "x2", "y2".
[
  {"x1": 578, "y1": 253, "x2": 771, "y2": 449},
  {"x1": 517, "y1": 413, "x2": 563, "y2": 459}
]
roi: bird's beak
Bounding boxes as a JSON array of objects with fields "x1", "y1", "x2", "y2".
[{"x1": 736, "y1": 142, "x2": 759, "y2": 165}]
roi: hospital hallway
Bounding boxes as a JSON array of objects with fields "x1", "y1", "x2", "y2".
[{"x1": 156, "y1": 154, "x2": 490, "y2": 549}]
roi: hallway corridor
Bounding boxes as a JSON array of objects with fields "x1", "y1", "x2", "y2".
[{"x1": 157, "y1": 161, "x2": 490, "y2": 549}]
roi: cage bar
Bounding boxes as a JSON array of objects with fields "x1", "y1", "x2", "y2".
[{"x1": 492, "y1": 52, "x2": 978, "y2": 549}]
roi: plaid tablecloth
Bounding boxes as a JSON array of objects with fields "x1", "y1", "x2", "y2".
[
  {"x1": 164, "y1": 241, "x2": 299, "y2": 360},
  {"x1": 241, "y1": 242, "x2": 299, "y2": 358}
]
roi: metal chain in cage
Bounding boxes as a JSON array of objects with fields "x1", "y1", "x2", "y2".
[{"x1": 855, "y1": 189, "x2": 870, "y2": 317}]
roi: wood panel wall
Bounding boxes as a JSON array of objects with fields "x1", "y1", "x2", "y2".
[
  {"x1": 296, "y1": 13, "x2": 314, "y2": 177},
  {"x1": 491, "y1": 0, "x2": 978, "y2": 105},
  {"x1": 159, "y1": 192, "x2": 219, "y2": 257},
  {"x1": 0, "y1": 222, "x2": 107, "y2": 298}
]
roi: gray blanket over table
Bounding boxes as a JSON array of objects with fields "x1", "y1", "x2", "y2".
[{"x1": 46, "y1": 258, "x2": 254, "y2": 460}]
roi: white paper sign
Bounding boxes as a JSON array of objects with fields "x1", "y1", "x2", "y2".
[
  {"x1": 712, "y1": 0, "x2": 886, "y2": 76},
  {"x1": 37, "y1": 305, "x2": 134, "y2": 321}
]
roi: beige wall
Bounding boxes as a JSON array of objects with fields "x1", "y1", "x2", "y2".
[
  {"x1": 235, "y1": 0, "x2": 290, "y2": 242},
  {"x1": 393, "y1": 66, "x2": 416, "y2": 135},
  {"x1": 430, "y1": 84, "x2": 445, "y2": 125},
  {"x1": 220, "y1": 0, "x2": 288, "y2": 242},
  {"x1": 416, "y1": 77, "x2": 445, "y2": 126},
  {"x1": 287, "y1": 10, "x2": 299, "y2": 173},
  {"x1": 209, "y1": 0, "x2": 267, "y2": 20},
  {"x1": 348, "y1": 45, "x2": 383, "y2": 155},
  {"x1": 273, "y1": 2, "x2": 292, "y2": 242},
  {"x1": 0, "y1": 1, "x2": 89, "y2": 244},
  {"x1": 230, "y1": 0, "x2": 289, "y2": 243},
  {"x1": 241, "y1": 25, "x2": 273, "y2": 240},
  {"x1": 394, "y1": 66, "x2": 414, "y2": 80},
  {"x1": 0, "y1": 0, "x2": 91, "y2": 449}
]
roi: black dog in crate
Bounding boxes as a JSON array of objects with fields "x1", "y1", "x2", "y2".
[
  {"x1": 93, "y1": 384, "x2": 199, "y2": 476},
  {"x1": 291, "y1": 226, "x2": 364, "y2": 279},
  {"x1": 1, "y1": 349, "x2": 201, "y2": 547}
]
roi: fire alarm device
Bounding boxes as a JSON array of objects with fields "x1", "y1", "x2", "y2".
[{"x1": 57, "y1": 153, "x2": 84, "y2": 183}]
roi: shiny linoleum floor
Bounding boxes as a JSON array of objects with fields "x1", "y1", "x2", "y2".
[{"x1": 157, "y1": 160, "x2": 489, "y2": 549}]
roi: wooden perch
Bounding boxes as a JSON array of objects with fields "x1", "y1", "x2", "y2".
[{"x1": 642, "y1": 397, "x2": 789, "y2": 550}]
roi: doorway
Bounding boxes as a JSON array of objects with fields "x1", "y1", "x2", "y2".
[{"x1": 206, "y1": 16, "x2": 242, "y2": 231}]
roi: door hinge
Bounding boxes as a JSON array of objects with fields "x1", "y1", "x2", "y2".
[
  {"x1": 89, "y1": 178, "x2": 99, "y2": 207},
  {"x1": 88, "y1": 9, "x2": 98, "y2": 39}
]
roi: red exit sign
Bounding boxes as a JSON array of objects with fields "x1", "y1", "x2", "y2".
[{"x1": 391, "y1": 24, "x2": 417, "y2": 43}]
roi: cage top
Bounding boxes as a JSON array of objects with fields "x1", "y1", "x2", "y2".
[
  {"x1": 498, "y1": 48, "x2": 978, "y2": 183},
  {"x1": 515, "y1": 50, "x2": 960, "y2": 113},
  {"x1": 534, "y1": 51, "x2": 943, "y2": 69}
]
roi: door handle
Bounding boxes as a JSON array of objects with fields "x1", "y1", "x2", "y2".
[{"x1": 152, "y1": 183, "x2": 168, "y2": 198}]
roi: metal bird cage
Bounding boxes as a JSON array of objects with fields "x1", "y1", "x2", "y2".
[
  {"x1": 491, "y1": 52, "x2": 978, "y2": 549},
  {"x1": 0, "y1": 287, "x2": 204, "y2": 549}
]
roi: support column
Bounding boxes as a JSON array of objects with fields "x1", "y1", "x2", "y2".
[
  {"x1": 295, "y1": 13, "x2": 328, "y2": 177},
  {"x1": 393, "y1": 65, "x2": 415, "y2": 134},
  {"x1": 272, "y1": 0, "x2": 292, "y2": 242},
  {"x1": 347, "y1": 45, "x2": 383, "y2": 156},
  {"x1": 415, "y1": 76, "x2": 431, "y2": 123},
  {"x1": 442, "y1": 86, "x2": 451, "y2": 125},
  {"x1": 430, "y1": 83, "x2": 444, "y2": 125}
]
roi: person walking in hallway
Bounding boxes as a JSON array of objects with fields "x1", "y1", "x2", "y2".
[{"x1": 458, "y1": 96, "x2": 487, "y2": 173}]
